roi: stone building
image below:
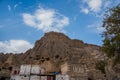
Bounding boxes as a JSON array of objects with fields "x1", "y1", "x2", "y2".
[{"x1": 11, "y1": 65, "x2": 69, "y2": 80}]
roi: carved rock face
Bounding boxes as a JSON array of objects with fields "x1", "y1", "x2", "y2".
[{"x1": 0, "y1": 32, "x2": 106, "y2": 76}]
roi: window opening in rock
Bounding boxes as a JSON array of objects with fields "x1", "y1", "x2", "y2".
[
  {"x1": 55, "y1": 55, "x2": 59, "y2": 59},
  {"x1": 8, "y1": 66, "x2": 12, "y2": 71}
]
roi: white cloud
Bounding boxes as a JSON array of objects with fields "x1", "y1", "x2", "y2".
[
  {"x1": 88, "y1": 0, "x2": 102, "y2": 12},
  {"x1": 0, "y1": 40, "x2": 33, "y2": 53},
  {"x1": 8, "y1": 5, "x2": 11, "y2": 11},
  {"x1": 22, "y1": 7, "x2": 69, "y2": 33},
  {"x1": 80, "y1": 0, "x2": 112, "y2": 15},
  {"x1": 81, "y1": 0, "x2": 102, "y2": 13},
  {"x1": 96, "y1": 26, "x2": 105, "y2": 32},
  {"x1": 14, "y1": 4, "x2": 18, "y2": 9},
  {"x1": 87, "y1": 22, "x2": 105, "y2": 33},
  {"x1": 22, "y1": 14, "x2": 36, "y2": 27},
  {"x1": 81, "y1": 8, "x2": 89, "y2": 14}
]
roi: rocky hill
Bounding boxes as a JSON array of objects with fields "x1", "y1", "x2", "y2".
[
  {"x1": 21, "y1": 32, "x2": 106, "y2": 66},
  {"x1": 0, "y1": 32, "x2": 103, "y2": 71},
  {"x1": 0, "y1": 32, "x2": 119, "y2": 79}
]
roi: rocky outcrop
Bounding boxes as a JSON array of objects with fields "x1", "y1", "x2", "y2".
[{"x1": 0, "y1": 31, "x2": 119, "y2": 79}]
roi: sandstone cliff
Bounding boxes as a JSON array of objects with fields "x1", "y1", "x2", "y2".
[{"x1": 0, "y1": 32, "x2": 119, "y2": 79}]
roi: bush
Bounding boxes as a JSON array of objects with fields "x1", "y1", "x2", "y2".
[{"x1": 96, "y1": 61, "x2": 106, "y2": 74}]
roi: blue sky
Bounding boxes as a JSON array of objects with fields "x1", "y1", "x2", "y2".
[{"x1": 0, "y1": 0, "x2": 119, "y2": 53}]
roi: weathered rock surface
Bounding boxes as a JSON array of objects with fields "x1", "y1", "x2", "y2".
[{"x1": 0, "y1": 32, "x2": 119, "y2": 79}]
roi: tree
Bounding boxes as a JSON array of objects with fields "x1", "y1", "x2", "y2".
[
  {"x1": 102, "y1": 4, "x2": 120, "y2": 64},
  {"x1": 96, "y1": 60, "x2": 106, "y2": 74}
]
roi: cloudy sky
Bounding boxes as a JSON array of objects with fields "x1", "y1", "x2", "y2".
[{"x1": 0, "y1": 0, "x2": 119, "y2": 53}]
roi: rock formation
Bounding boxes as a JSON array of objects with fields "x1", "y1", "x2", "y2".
[{"x1": 0, "y1": 31, "x2": 119, "y2": 80}]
